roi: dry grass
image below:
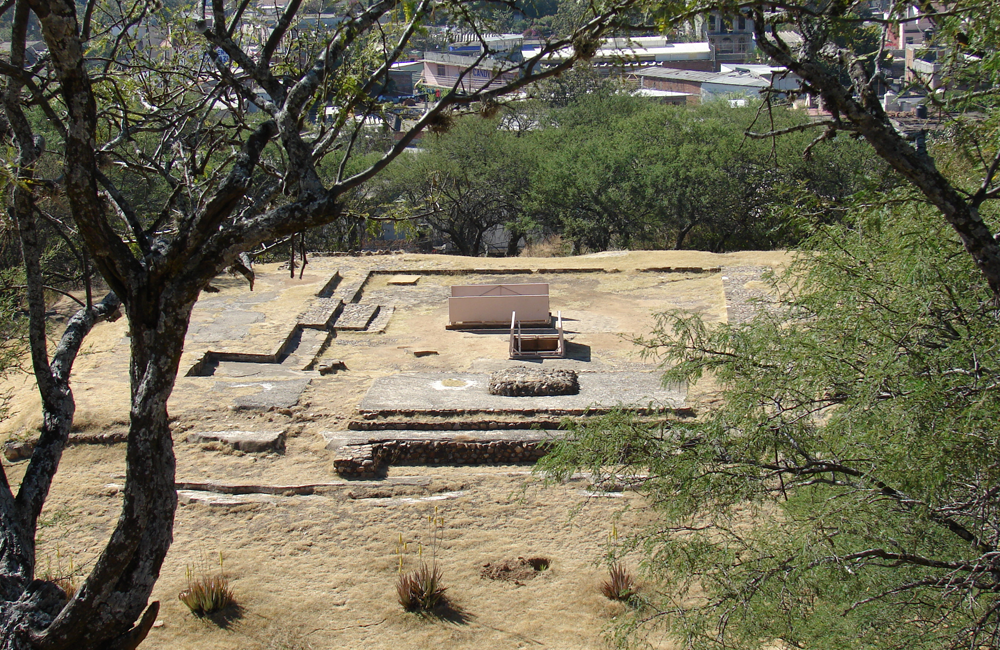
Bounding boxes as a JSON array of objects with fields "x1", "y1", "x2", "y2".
[
  {"x1": 38, "y1": 549, "x2": 78, "y2": 599},
  {"x1": 0, "y1": 251, "x2": 793, "y2": 650},
  {"x1": 520, "y1": 235, "x2": 569, "y2": 257},
  {"x1": 14, "y1": 451, "x2": 661, "y2": 650}
]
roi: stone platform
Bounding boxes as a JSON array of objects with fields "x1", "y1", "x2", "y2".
[{"x1": 358, "y1": 371, "x2": 686, "y2": 415}]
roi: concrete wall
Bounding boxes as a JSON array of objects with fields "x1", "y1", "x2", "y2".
[
  {"x1": 449, "y1": 283, "x2": 550, "y2": 327},
  {"x1": 422, "y1": 60, "x2": 519, "y2": 92}
]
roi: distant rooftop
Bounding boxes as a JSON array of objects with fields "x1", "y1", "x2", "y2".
[
  {"x1": 634, "y1": 67, "x2": 719, "y2": 83},
  {"x1": 720, "y1": 63, "x2": 789, "y2": 77},
  {"x1": 525, "y1": 40, "x2": 713, "y2": 62},
  {"x1": 633, "y1": 88, "x2": 693, "y2": 98},
  {"x1": 636, "y1": 65, "x2": 772, "y2": 89},
  {"x1": 708, "y1": 74, "x2": 769, "y2": 88},
  {"x1": 422, "y1": 51, "x2": 516, "y2": 72}
]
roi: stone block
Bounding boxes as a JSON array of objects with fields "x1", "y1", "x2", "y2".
[
  {"x1": 3, "y1": 440, "x2": 34, "y2": 462},
  {"x1": 187, "y1": 430, "x2": 286, "y2": 453},
  {"x1": 217, "y1": 377, "x2": 311, "y2": 410},
  {"x1": 298, "y1": 297, "x2": 342, "y2": 329},
  {"x1": 334, "y1": 303, "x2": 380, "y2": 331}
]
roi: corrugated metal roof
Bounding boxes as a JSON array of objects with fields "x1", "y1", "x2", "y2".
[
  {"x1": 634, "y1": 66, "x2": 719, "y2": 82},
  {"x1": 422, "y1": 51, "x2": 514, "y2": 71},
  {"x1": 525, "y1": 41, "x2": 713, "y2": 62},
  {"x1": 636, "y1": 65, "x2": 771, "y2": 89},
  {"x1": 634, "y1": 88, "x2": 693, "y2": 98},
  {"x1": 705, "y1": 75, "x2": 769, "y2": 88}
]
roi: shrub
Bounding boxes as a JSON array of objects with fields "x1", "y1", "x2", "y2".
[
  {"x1": 52, "y1": 577, "x2": 78, "y2": 600},
  {"x1": 39, "y1": 549, "x2": 77, "y2": 600},
  {"x1": 600, "y1": 562, "x2": 636, "y2": 601},
  {"x1": 395, "y1": 508, "x2": 449, "y2": 612},
  {"x1": 396, "y1": 562, "x2": 447, "y2": 612},
  {"x1": 178, "y1": 553, "x2": 236, "y2": 616}
]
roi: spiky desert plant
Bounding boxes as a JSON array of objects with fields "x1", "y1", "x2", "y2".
[
  {"x1": 178, "y1": 552, "x2": 236, "y2": 616},
  {"x1": 395, "y1": 507, "x2": 449, "y2": 612},
  {"x1": 601, "y1": 562, "x2": 636, "y2": 601},
  {"x1": 396, "y1": 561, "x2": 447, "y2": 611}
]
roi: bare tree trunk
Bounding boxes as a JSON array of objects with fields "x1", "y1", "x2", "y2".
[
  {"x1": 0, "y1": 293, "x2": 125, "y2": 650},
  {"x1": 24, "y1": 295, "x2": 187, "y2": 650},
  {"x1": 674, "y1": 221, "x2": 696, "y2": 250},
  {"x1": 0, "y1": 206, "x2": 122, "y2": 647},
  {"x1": 299, "y1": 233, "x2": 307, "y2": 279},
  {"x1": 505, "y1": 229, "x2": 522, "y2": 257}
]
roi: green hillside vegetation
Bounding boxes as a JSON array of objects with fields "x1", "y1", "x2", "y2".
[{"x1": 364, "y1": 95, "x2": 897, "y2": 256}]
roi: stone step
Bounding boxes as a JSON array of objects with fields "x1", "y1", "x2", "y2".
[
  {"x1": 281, "y1": 328, "x2": 329, "y2": 370},
  {"x1": 722, "y1": 265, "x2": 773, "y2": 325},
  {"x1": 315, "y1": 271, "x2": 342, "y2": 298},
  {"x1": 334, "y1": 273, "x2": 369, "y2": 303},
  {"x1": 366, "y1": 305, "x2": 394, "y2": 333},
  {"x1": 214, "y1": 377, "x2": 312, "y2": 410},
  {"x1": 347, "y1": 418, "x2": 568, "y2": 431},
  {"x1": 334, "y1": 303, "x2": 380, "y2": 331},
  {"x1": 332, "y1": 435, "x2": 553, "y2": 478},
  {"x1": 321, "y1": 429, "x2": 562, "y2": 450},
  {"x1": 186, "y1": 430, "x2": 286, "y2": 453},
  {"x1": 297, "y1": 297, "x2": 343, "y2": 329}
]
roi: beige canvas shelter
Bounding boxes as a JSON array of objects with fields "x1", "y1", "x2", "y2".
[
  {"x1": 447, "y1": 283, "x2": 551, "y2": 329},
  {"x1": 509, "y1": 311, "x2": 565, "y2": 359}
]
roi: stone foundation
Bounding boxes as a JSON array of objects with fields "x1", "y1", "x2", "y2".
[
  {"x1": 334, "y1": 438, "x2": 549, "y2": 478},
  {"x1": 4, "y1": 432, "x2": 130, "y2": 462},
  {"x1": 488, "y1": 367, "x2": 579, "y2": 397}
]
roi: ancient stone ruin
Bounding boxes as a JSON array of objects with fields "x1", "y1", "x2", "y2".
[{"x1": 488, "y1": 366, "x2": 580, "y2": 397}]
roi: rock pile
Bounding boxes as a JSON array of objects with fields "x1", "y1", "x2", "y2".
[{"x1": 488, "y1": 366, "x2": 579, "y2": 397}]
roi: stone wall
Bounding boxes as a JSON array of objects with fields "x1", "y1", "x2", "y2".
[{"x1": 334, "y1": 438, "x2": 549, "y2": 478}]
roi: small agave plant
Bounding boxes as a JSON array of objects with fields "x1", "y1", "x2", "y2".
[
  {"x1": 600, "y1": 562, "x2": 637, "y2": 601},
  {"x1": 178, "y1": 552, "x2": 236, "y2": 616},
  {"x1": 395, "y1": 508, "x2": 448, "y2": 612}
]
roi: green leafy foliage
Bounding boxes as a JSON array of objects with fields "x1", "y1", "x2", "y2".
[
  {"x1": 531, "y1": 96, "x2": 894, "y2": 253},
  {"x1": 375, "y1": 114, "x2": 533, "y2": 256},
  {"x1": 0, "y1": 269, "x2": 26, "y2": 419},
  {"x1": 372, "y1": 97, "x2": 890, "y2": 255},
  {"x1": 540, "y1": 200, "x2": 1000, "y2": 648}
]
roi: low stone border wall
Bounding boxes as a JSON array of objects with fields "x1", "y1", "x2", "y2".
[
  {"x1": 365, "y1": 266, "x2": 721, "y2": 276},
  {"x1": 333, "y1": 438, "x2": 549, "y2": 478},
  {"x1": 348, "y1": 418, "x2": 566, "y2": 431},
  {"x1": 638, "y1": 266, "x2": 721, "y2": 273},
  {"x1": 3, "y1": 431, "x2": 129, "y2": 462},
  {"x1": 353, "y1": 405, "x2": 694, "y2": 421}
]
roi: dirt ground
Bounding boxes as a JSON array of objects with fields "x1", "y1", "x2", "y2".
[{"x1": 0, "y1": 249, "x2": 788, "y2": 650}]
